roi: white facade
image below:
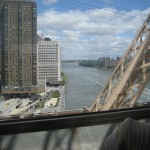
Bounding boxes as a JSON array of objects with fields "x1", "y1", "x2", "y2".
[{"x1": 37, "y1": 39, "x2": 61, "y2": 85}]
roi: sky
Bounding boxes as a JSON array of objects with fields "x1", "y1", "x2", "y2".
[{"x1": 36, "y1": 0, "x2": 150, "y2": 60}]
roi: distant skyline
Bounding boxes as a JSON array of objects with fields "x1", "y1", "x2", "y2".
[{"x1": 36, "y1": 0, "x2": 150, "y2": 60}]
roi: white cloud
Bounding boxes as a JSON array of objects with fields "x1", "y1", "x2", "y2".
[
  {"x1": 43, "y1": 0, "x2": 58, "y2": 4},
  {"x1": 37, "y1": 7, "x2": 150, "y2": 59}
]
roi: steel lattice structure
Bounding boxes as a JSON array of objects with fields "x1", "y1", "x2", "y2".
[{"x1": 85, "y1": 14, "x2": 150, "y2": 112}]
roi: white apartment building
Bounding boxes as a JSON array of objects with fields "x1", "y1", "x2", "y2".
[{"x1": 37, "y1": 38, "x2": 61, "y2": 85}]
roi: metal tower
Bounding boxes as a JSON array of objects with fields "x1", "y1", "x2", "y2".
[{"x1": 86, "y1": 14, "x2": 150, "y2": 112}]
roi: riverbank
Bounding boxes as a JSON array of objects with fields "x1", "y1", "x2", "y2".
[
  {"x1": 78, "y1": 60, "x2": 113, "y2": 71},
  {"x1": 78, "y1": 60, "x2": 100, "y2": 68},
  {"x1": 61, "y1": 72, "x2": 68, "y2": 86}
]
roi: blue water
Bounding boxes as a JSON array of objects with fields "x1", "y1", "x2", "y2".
[
  {"x1": 62, "y1": 63, "x2": 111, "y2": 109},
  {"x1": 62, "y1": 62, "x2": 150, "y2": 110}
]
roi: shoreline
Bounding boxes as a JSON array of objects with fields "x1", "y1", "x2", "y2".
[{"x1": 78, "y1": 63, "x2": 113, "y2": 71}]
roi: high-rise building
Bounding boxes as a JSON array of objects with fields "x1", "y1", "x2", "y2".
[
  {"x1": 0, "y1": 0, "x2": 4, "y2": 75},
  {"x1": 99, "y1": 57, "x2": 111, "y2": 68},
  {"x1": 0, "y1": 0, "x2": 43, "y2": 96},
  {"x1": 37, "y1": 38, "x2": 61, "y2": 85}
]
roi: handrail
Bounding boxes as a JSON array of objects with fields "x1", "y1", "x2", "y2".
[{"x1": 0, "y1": 106, "x2": 150, "y2": 135}]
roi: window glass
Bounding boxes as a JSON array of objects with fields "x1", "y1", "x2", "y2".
[{"x1": 0, "y1": 0, "x2": 150, "y2": 119}]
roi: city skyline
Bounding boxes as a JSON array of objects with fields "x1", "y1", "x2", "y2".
[{"x1": 36, "y1": 0, "x2": 150, "y2": 60}]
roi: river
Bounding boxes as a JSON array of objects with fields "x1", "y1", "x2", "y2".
[{"x1": 62, "y1": 62, "x2": 150, "y2": 110}]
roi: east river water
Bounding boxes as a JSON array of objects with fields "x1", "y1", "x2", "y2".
[
  {"x1": 62, "y1": 62, "x2": 150, "y2": 110},
  {"x1": 2, "y1": 63, "x2": 150, "y2": 150},
  {"x1": 62, "y1": 62, "x2": 111, "y2": 110}
]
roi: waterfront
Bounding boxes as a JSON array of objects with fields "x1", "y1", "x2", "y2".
[
  {"x1": 1, "y1": 62, "x2": 150, "y2": 150},
  {"x1": 0, "y1": 63, "x2": 113, "y2": 150}
]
